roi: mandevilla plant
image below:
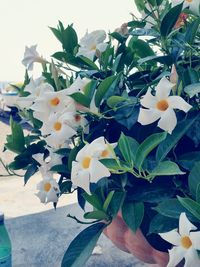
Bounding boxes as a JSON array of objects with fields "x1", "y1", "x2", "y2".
[{"x1": 3, "y1": 0, "x2": 200, "y2": 266}]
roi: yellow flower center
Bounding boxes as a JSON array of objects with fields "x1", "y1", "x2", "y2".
[
  {"x1": 44, "y1": 182, "x2": 51, "y2": 192},
  {"x1": 82, "y1": 156, "x2": 91, "y2": 169},
  {"x1": 101, "y1": 149, "x2": 109, "y2": 158},
  {"x1": 90, "y1": 44, "x2": 96, "y2": 51},
  {"x1": 156, "y1": 99, "x2": 169, "y2": 111},
  {"x1": 54, "y1": 121, "x2": 62, "y2": 131},
  {"x1": 181, "y1": 236, "x2": 192, "y2": 249},
  {"x1": 75, "y1": 115, "x2": 81, "y2": 122},
  {"x1": 186, "y1": 0, "x2": 192, "y2": 2},
  {"x1": 50, "y1": 97, "x2": 60, "y2": 106}
]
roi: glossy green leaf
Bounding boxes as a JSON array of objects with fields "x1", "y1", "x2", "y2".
[
  {"x1": 122, "y1": 201, "x2": 144, "y2": 233},
  {"x1": 24, "y1": 164, "x2": 38, "y2": 185},
  {"x1": 61, "y1": 223, "x2": 105, "y2": 267},
  {"x1": 95, "y1": 75, "x2": 119, "y2": 107},
  {"x1": 106, "y1": 96, "x2": 127, "y2": 108},
  {"x1": 135, "y1": 132, "x2": 167, "y2": 171},
  {"x1": 160, "y1": 3, "x2": 183, "y2": 37},
  {"x1": 83, "y1": 192, "x2": 103, "y2": 211},
  {"x1": 154, "y1": 199, "x2": 195, "y2": 220},
  {"x1": 84, "y1": 211, "x2": 108, "y2": 220},
  {"x1": 69, "y1": 92, "x2": 90, "y2": 107},
  {"x1": 150, "y1": 161, "x2": 184, "y2": 176},
  {"x1": 178, "y1": 196, "x2": 200, "y2": 221},
  {"x1": 103, "y1": 191, "x2": 115, "y2": 212},
  {"x1": 188, "y1": 161, "x2": 200, "y2": 200},
  {"x1": 118, "y1": 133, "x2": 133, "y2": 165},
  {"x1": 149, "y1": 214, "x2": 178, "y2": 234},
  {"x1": 184, "y1": 83, "x2": 200, "y2": 98},
  {"x1": 156, "y1": 115, "x2": 200, "y2": 162}
]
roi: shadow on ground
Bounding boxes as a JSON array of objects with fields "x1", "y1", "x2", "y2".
[{"x1": 5, "y1": 204, "x2": 146, "y2": 267}]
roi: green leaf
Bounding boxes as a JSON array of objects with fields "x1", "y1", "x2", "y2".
[
  {"x1": 50, "y1": 164, "x2": 69, "y2": 174},
  {"x1": 150, "y1": 161, "x2": 184, "y2": 176},
  {"x1": 95, "y1": 75, "x2": 119, "y2": 107},
  {"x1": 178, "y1": 196, "x2": 200, "y2": 221},
  {"x1": 62, "y1": 25, "x2": 78, "y2": 54},
  {"x1": 122, "y1": 201, "x2": 144, "y2": 233},
  {"x1": 24, "y1": 164, "x2": 38, "y2": 185},
  {"x1": 138, "y1": 55, "x2": 173, "y2": 66},
  {"x1": 78, "y1": 56, "x2": 99, "y2": 71},
  {"x1": 84, "y1": 211, "x2": 108, "y2": 220},
  {"x1": 118, "y1": 133, "x2": 133, "y2": 165},
  {"x1": 160, "y1": 3, "x2": 183, "y2": 37},
  {"x1": 154, "y1": 199, "x2": 195, "y2": 220},
  {"x1": 103, "y1": 191, "x2": 115, "y2": 212},
  {"x1": 69, "y1": 92, "x2": 90, "y2": 108},
  {"x1": 106, "y1": 96, "x2": 127, "y2": 108},
  {"x1": 108, "y1": 191, "x2": 126, "y2": 218},
  {"x1": 5, "y1": 117, "x2": 25, "y2": 154},
  {"x1": 134, "y1": 0, "x2": 145, "y2": 11},
  {"x1": 196, "y1": 184, "x2": 200, "y2": 204},
  {"x1": 61, "y1": 223, "x2": 105, "y2": 267},
  {"x1": 149, "y1": 214, "x2": 178, "y2": 235},
  {"x1": 184, "y1": 83, "x2": 200, "y2": 98},
  {"x1": 185, "y1": 18, "x2": 200, "y2": 45},
  {"x1": 156, "y1": 115, "x2": 200, "y2": 162},
  {"x1": 135, "y1": 132, "x2": 167, "y2": 171},
  {"x1": 178, "y1": 152, "x2": 200, "y2": 171},
  {"x1": 129, "y1": 37, "x2": 155, "y2": 58},
  {"x1": 188, "y1": 161, "x2": 200, "y2": 200},
  {"x1": 127, "y1": 21, "x2": 146, "y2": 28},
  {"x1": 100, "y1": 158, "x2": 122, "y2": 171},
  {"x1": 83, "y1": 192, "x2": 103, "y2": 211}
]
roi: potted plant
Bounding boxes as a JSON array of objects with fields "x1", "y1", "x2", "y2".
[{"x1": 3, "y1": 0, "x2": 200, "y2": 266}]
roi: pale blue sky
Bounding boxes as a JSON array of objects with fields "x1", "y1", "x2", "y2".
[{"x1": 0, "y1": 0, "x2": 138, "y2": 81}]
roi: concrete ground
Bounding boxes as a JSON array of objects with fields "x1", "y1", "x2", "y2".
[{"x1": 0, "y1": 121, "x2": 147, "y2": 267}]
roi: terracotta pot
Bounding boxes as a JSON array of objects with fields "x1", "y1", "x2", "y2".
[{"x1": 104, "y1": 212, "x2": 184, "y2": 267}]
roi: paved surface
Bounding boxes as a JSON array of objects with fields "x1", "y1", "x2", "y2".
[{"x1": 0, "y1": 121, "x2": 147, "y2": 267}]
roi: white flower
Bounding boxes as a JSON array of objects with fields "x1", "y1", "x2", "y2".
[
  {"x1": 16, "y1": 78, "x2": 53, "y2": 109},
  {"x1": 66, "y1": 76, "x2": 91, "y2": 95},
  {"x1": 40, "y1": 111, "x2": 77, "y2": 147},
  {"x1": 171, "y1": 0, "x2": 200, "y2": 15},
  {"x1": 33, "y1": 150, "x2": 63, "y2": 175},
  {"x1": 31, "y1": 90, "x2": 75, "y2": 121},
  {"x1": 76, "y1": 30, "x2": 108, "y2": 61},
  {"x1": 36, "y1": 176, "x2": 60, "y2": 203},
  {"x1": 159, "y1": 213, "x2": 200, "y2": 267},
  {"x1": 138, "y1": 77, "x2": 192, "y2": 134},
  {"x1": 22, "y1": 45, "x2": 46, "y2": 70},
  {"x1": 71, "y1": 137, "x2": 116, "y2": 193}
]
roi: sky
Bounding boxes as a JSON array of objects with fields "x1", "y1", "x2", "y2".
[{"x1": 0, "y1": 0, "x2": 139, "y2": 82}]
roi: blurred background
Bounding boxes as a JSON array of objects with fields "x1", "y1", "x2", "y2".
[{"x1": 0, "y1": 0, "x2": 139, "y2": 83}]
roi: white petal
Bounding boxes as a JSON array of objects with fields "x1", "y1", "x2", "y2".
[
  {"x1": 168, "y1": 96, "x2": 192, "y2": 113},
  {"x1": 159, "y1": 229, "x2": 181, "y2": 246},
  {"x1": 184, "y1": 247, "x2": 200, "y2": 267},
  {"x1": 35, "y1": 191, "x2": 46, "y2": 203},
  {"x1": 89, "y1": 158, "x2": 110, "y2": 183},
  {"x1": 71, "y1": 162, "x2": 91, "y2": 193},
  {"x1": 138, "y1": 108, "x2": 161, "y2": 125},
  {"x1": 167, "y1": 246, "x2": 185, "y2": 267},
  {"x1": 179, "y1": 213, "x2": 197, "y2": 236},
  {"x1": 140, "y1": 89, "x2": 157, "y2": 108},
  {"x1": 190, "y1": 231, "x2": 200, "y2": 250},
  {"x1": 156, "y1": 77, "x2": 174, "y2": 100},
  {"x1": 157, "y1": 108, "x2": 177, "y2": 134},
  {"x1": 96, "y1": 43, "x2": 108, "y2": 53},
  {"x1": 46, "y1": 189, "x2": 58, "y2": 203}
]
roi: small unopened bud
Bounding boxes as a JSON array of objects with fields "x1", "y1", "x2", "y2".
[
  {"x1": 174, "y1": 13, "x2": 188, "y2": 29},
  {"x1": 170, "y1": 65, "x2": 178, "y2": 85}
]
